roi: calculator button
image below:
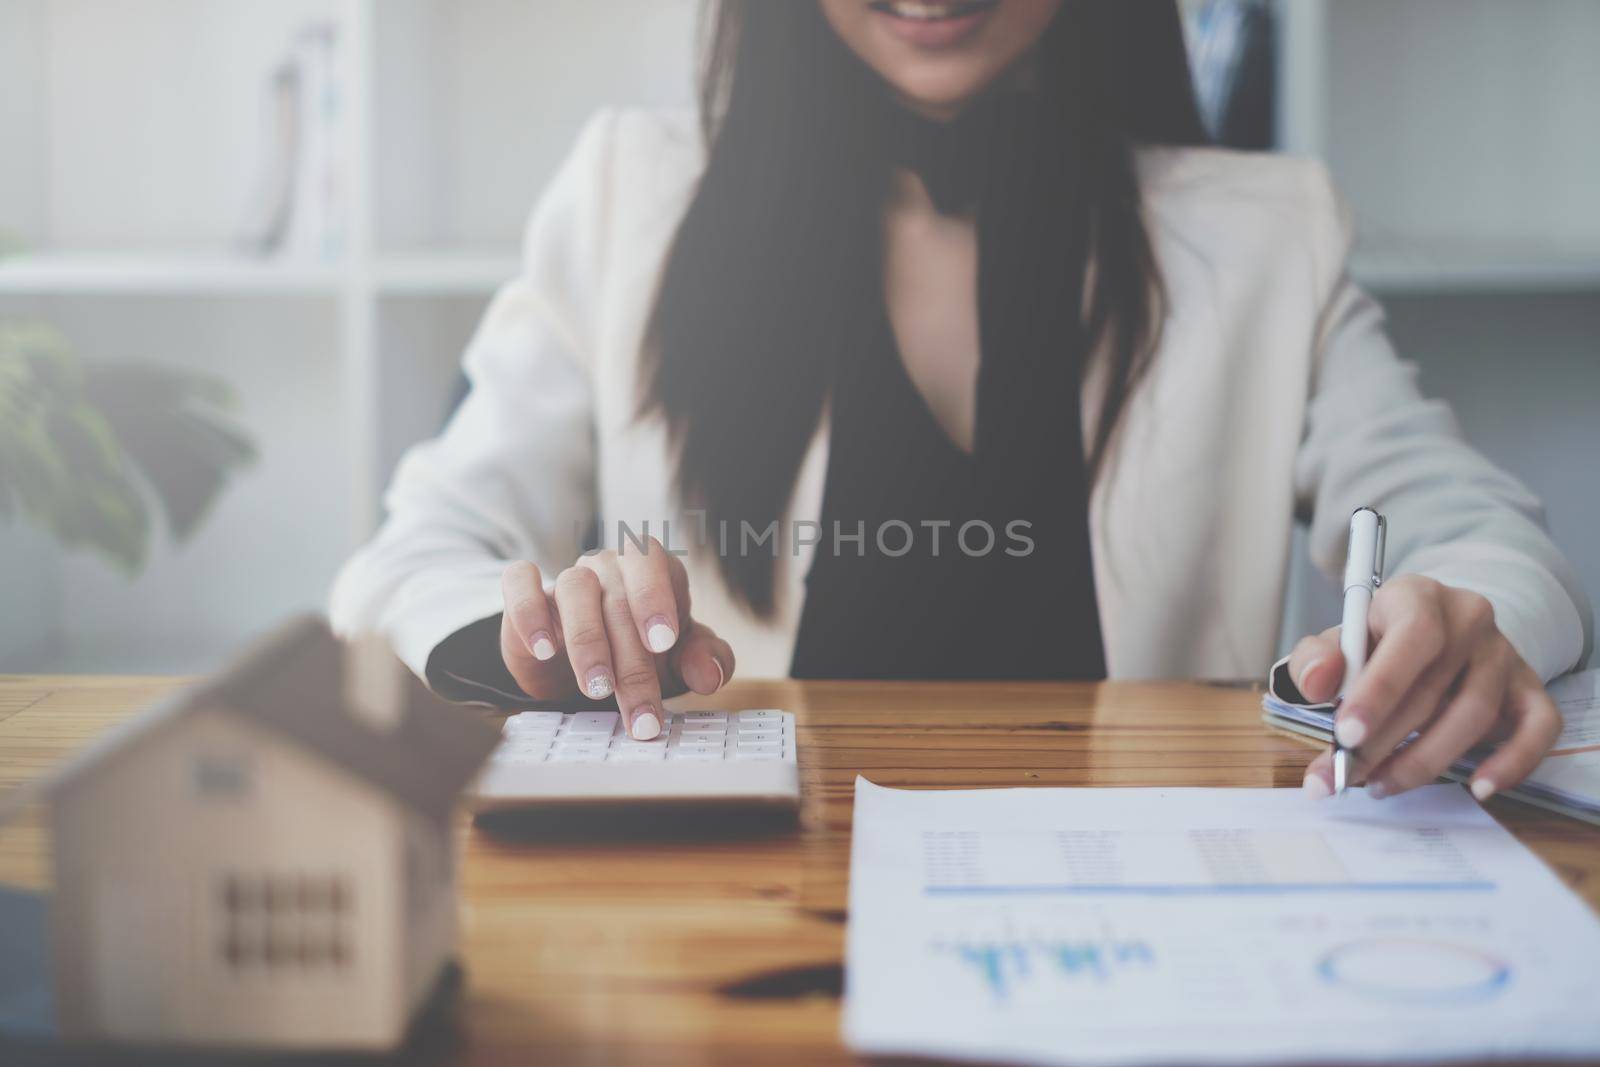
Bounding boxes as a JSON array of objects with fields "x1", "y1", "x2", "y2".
[
  {"x1": 558, "y1": 728, "x2": 610, "y2": 741},
  {"x1": 733, "y1": 748, "x2": 783, "y2": 761},
  {"x1": 735, "y1": 709, "x2": 783, "y2": 723},
  {"x1": 613, "y1": 747, "x2": 668, "y2": 762},
  {"x1": 549, "y1": 749, "x2": 604, "y2": 763},
  {"x1": 507, "y1": 711, "x2": 565, "y2": 729},
  {"x1": 734, "y1": 728, "x2": 782, "y2": 743},
  {"x1": 505, "y1": 733, "x2": 557, "y2": 749},
  {"x1": 672, "y1": 744, "x2": 725, "y2": 758},
  {"x1": 554, "y1": 737, "x2": 610, "y2": 752},
  {"x1": 568, "y1": 711, "x2": 620, "y2": 735},
  {"x1": 668, "y1": 748, "x2": 723, "y2": 761},
  {"x1": 682, "y1": 711, "x2": 727, "y2": 723},
  {"x1": 678, "y1": 725, "x2": 726, "y2": 739},
  {"x1": 736, "y1": 716, "x2": 780, "y2": 735}
]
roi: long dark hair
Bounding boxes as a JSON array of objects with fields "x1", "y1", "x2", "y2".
[{"x1": 644, "y1": 1, "x2": 1206, "y2": 615}]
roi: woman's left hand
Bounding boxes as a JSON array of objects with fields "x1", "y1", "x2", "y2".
[{"x1": 1288, "y1": 574, "x2": 1563, "y2": 801}]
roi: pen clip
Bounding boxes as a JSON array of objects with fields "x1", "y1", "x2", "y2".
[{"x1": 1373, "y1": 513, "x2": 1387, "y2": 588}]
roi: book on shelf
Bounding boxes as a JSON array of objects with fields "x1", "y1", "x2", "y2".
[{"x1": 236, "y1": 21, "x2": 345, "y2": 262}]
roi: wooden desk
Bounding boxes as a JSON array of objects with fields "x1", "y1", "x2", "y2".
[{"x1": 3, "y1": 675, "x2": 1599, "y2": 1064}]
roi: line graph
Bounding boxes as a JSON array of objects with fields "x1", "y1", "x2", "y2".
[{"x1": 931, "y1": 934, "x2": 1157, "y2": 1000}]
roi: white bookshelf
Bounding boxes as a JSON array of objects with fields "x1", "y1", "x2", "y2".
[
  {"x1": 1271, "y1": 0, "x2": 1600, "y2": 649},
  {"x1": 0, "y1": 0, "x2": 695, "y2": 671},
  {"x1": 1348, "y1": 239, "x2": 1600, "y2": 296},
  {"x1": 0, "y1": 253, "x2": 523, "y2": 297},
  {"x1": 0, "y1": 0, "x2": 694, "y2": 512},
  {"x1": 0, "y1": 253, "x2": 347, "y2": 295},
  {"x1": 373, "y1": 253, "x2": 523, "y2": 296},
  {"x1": 1275, "y1": 0, "x2": 1600, "y2": 293}
]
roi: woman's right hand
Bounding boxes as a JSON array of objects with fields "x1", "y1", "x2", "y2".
[{"x1": 497, "y1": 536, "x2": 735, "y2": 740}]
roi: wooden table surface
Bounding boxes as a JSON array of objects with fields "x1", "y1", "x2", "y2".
[{"x1": 3, "y1": 675, "x2": 1599, "y2": 1065}]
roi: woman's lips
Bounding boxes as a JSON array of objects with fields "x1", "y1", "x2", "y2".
[{"x1": 867, "y1": 0, "x2": 999, "y2": 49}]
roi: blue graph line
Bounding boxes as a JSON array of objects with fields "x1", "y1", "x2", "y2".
[
  {"x1": 939, "y1": 937, "x2": 1158, "y2": 1000},
  {"x1": 925, "y1": 881, "x2": 1497, "y2": 897}
]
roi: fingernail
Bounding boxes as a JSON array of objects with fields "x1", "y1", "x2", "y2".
[
  {"x1": 1367, "y1": 780, "x2": 1389, "y2": 800},
  {"x1": 645, "y1": 617, "x2": 677, "y2": 654},
  {"x1": 530, "y1": 632, "x2": 555, "y2": 661},
  {"x1": 711, "y1": 655, "x2": 726, "y2": 691},
  {"x1": 1298, "y1": 658, "x2": 1323, "y2": 696},
  {"x1": 1334, "y1": 716, "x2": 1367, "y2": 749},
  {"x1": 1471, "y1": 778, "x2": 1497, "y2": 802},
  {"x1": 631, "y1": 708, "x2": 662, "y2": 741},
  {"x1": 1302, "y1": 775, "x2": 1331, "y2": 800},
  {"x1": 584, "y1": 667, "x2": 614, "y2": 700}
]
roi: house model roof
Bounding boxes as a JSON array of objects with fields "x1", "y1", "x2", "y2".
[{"x1": 41, "y1": 616, "x2": 502, "y2": 819}]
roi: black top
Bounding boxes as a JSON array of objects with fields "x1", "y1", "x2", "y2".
[
  {"x1": 426, "y1": 92, "x2": 1107, "y2": 701},
  {"x1": 789, "y1": 96, "x2": 1106, "y2": 681}
]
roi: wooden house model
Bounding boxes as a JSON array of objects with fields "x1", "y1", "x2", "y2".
[{"x1": 40, "y1": 616, "x2": 500, "y2": 1050}]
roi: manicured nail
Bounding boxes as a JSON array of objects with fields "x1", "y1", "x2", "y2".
[
  {"x1": 530, "y1": 632, "x2": 556, "y2": 661},
  {"x1": 711, "y1": 655, "x2": 726, "y2": 691},
  {"x1": 645, "y1": 617, "x2": 677, "y2": 654},
  {"x1": 1334, "y1": 716, "x2": 1367, "y2": 749},
  {"x1": 631, "y1": 708, "x2": 662, "y2": 741},
  {"x1": 1367, "y1": 780, "x2": 1389, "y2": 800},
  {"x1": 584, "y1": 667, "x2": 614, "y2": 700},
  {"x1": 1471, "y1": 778, "x2": 1497, "y2": 802},
  {"x1": 1298, "y1": 658, "x2": 1323, "y2": 696},
  {"x1": 1302, "y1": 775, "x2": 1331, "y2": 800}
]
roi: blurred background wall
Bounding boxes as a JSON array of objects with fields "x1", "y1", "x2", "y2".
[{"x1": 0, "y1": 0, "x2": 1594, "y2": 674}]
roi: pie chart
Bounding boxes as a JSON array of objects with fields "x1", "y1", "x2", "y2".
[{"x1": 1317, "y1": 938, "x2": 1510, "y2": 1004}]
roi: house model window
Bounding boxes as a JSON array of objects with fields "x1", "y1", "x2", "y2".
[{"x1": 218, "y1": 873, "x2": 353, "y2": 972}]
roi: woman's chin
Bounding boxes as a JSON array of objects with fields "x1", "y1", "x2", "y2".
[{"x1": 883, "y1": 67, "x2": 999, "y2": 119}]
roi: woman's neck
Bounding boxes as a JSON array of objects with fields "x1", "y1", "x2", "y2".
[{"x1": 894, "y1": 92, "x2": 964, "y2": 123}]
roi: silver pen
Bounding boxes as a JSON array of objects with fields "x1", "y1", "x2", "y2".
[{"x1": 1334, "y1": 508, "x2": 1386, "y2": 796}]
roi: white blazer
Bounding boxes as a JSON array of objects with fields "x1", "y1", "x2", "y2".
[{"x1": 330, "y1": 109, "x2": 1591, "y2": 687}]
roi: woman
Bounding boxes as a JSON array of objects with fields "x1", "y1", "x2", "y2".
[{"x1": 331, "y1": 0, "x2": 1590, "y2": 799}]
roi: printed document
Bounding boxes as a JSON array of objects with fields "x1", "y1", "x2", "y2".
[{"x1": 844, "y1": 779, "x2": 1600, "y2": 1065}]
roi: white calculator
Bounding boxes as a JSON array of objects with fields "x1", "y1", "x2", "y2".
[{"x1": 468, "y1": 708, "x2": 799, "y2": 813}]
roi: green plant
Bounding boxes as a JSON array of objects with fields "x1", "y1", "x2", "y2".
[{"x1": 0, "y1": 320, "x2": 256, "y2": 573}]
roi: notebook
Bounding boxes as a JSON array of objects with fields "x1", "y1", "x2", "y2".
[{"x1": 1263, "y1": 667, "x2": 1600, "y2": 826}]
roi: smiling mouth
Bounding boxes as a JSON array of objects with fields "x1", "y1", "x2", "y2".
[{"x1": 866, "y1": 0, "x2": 1000, "y2": 22}]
